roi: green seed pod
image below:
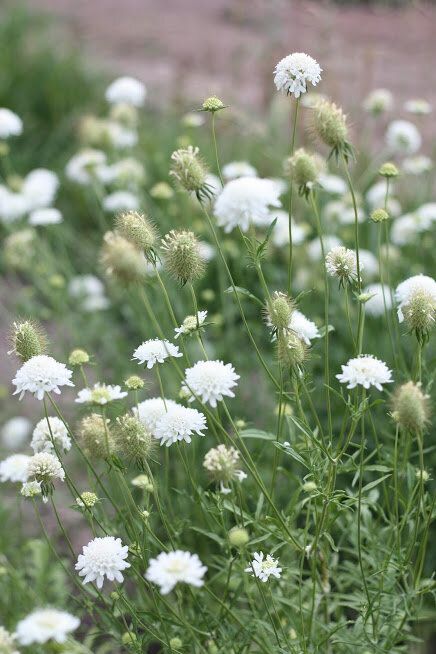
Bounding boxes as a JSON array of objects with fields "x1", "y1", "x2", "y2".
[
  {"x1": 379, "y1": 162, "x2": 399, "y2": 178},
  {"x1": 313, "y1": 100, "x2": 348, "y2": 151},
  {"x1": 10, "y1": 320, "x2": 48, "y2": 362},
  {"x1": 286, "y1": 148, "x2": 324, "y2": 191},
  {"x1": 371, "y1": 208, "x2": 389, "y2": 223},
  {"x1": 391, "y1": 381, "x2": 430, "y2": 433},
  {"x1": 170, "y1": 146, "x2": 210, "y2": 199},
  {"x1": 125, "y1": 375, "x2": 144, "y2": 390},
  {"x1": 79, "y1": 413, "x2": 114, "y2": 459},
  {"x1": 68, "y1": 349, "x2": 90, "y2": 366},
  {"x1": 113, "y1": 413, "x2": 153, "y2": 465},
  {"x1": 114, "y1": 211, "x2": 158, "y2": 260},
  {"x1": 266, "y1": 292, "x2": 294, "y2": 331},
  {"x1": 228, "y1": 526, "x2": 249, "y2": 548},
  {"x1": 161, "y1": 229, "x2": 206, "y2": 285},
  {"x1": 277, "y1": 331, "x2": 308, "y2": 369},
  {"x1": 100, "y1": 231, "x2": 148, "y2": 284}
]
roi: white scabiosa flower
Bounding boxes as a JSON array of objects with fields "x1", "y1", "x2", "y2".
[
  {"x1": 245, "y1": 552, "x2": 282, "y2": 582},
  {"x1": 182, "y1": 360, "x2": 240, "y2": 408},
  {"x1": 21, "y1": 480, "x2": 42, "y2": 498},
  {"x1": 68, "y1": 274, "x2": 109, "y2": 312},
  {"x1": 289, "y1": 310, "x2": 320, "y2": 345},
  {"x1": 15, "y1": 608, "x2": 79, "y2": 645},
  {"x1": 133, "y1": 339, "x2": 182, "y2": 369},
  {"x1": 75, "y1": 383, "x2": 127, "y2": 405},
  {"x1": 270, "y1": 210, "x2": 308, "y2": 248},
  {"x1": 214, "y1": 177, "x2": 281, "y2": 233},
  {"x1": 12, "y1": 355, "x2": 74, "y2": 400},
  {"x1": 134, "y1": 397, "x2": 178, "y2": 436},
  {"x1": 363, "y1": 89, "x2": 393, "y2": 115},
  {"x1": 307, "y1": 235, "x2": 342, "y2": 262},
  {"x1": 145, "y1": 550, "x2": 207, "y2": 594},
  {"x1": 0, "y1": 186, "x2": 29, "y2": 223},
  {"x1": 395, "y1": 275, "x2": 436, "y2": 311},
  {"x1": 28, "y1": 208, "x2": 63, "y2": 226},
  {"x1": 31, "y1": 417, "x2": 71, "y2": 454},
  {"x1": 65, "y1": 149, "x2": 107, "y2": 185},
  {"x1": 203, "y1": 444, "x2": 247, "y2": 494},
  {"x1": 0, "y1": 454, "x2": 30, "y2": 483},
  {"x1": 273, "y1": 52, "x2": 322, "y2": 98},
  {"x1": 0, "y1": 625, "x2": 19, "y2": 654},
  {"x1": 325, "y1": 246, "x2": 360, "y2": 285},
  {"x1": 75, "y1": 536, "x2": 130, "y2": 589},
  {"x1": 27, "y1": 452, "x2": 65, "y2": 484},
  {"x1": 364, "y1": 283, "x2": 393, "y2": 317},
  {"x1": 174, "y1": 311, "x2": 208, "y2": 338},
  {"x1": 318, "y1": 173, "x2": 347, "y2": 196},
  {"x1": 402, "y1": 155, "x2": 433, "y2": 175},
  {"x1": 386, "y1": 120, "x2": 421, "y2": 155},
  {"x1": 154, "y1": 403, "x2": 207, "y2": 447},
  {"x1": 0, "y1": 108, "x2": 23, "y2": 138},
  {"x1": 336, "y1": 355, "x2": 393, "y2": 391},
  {"x1": 102, "y1": 190, "x2": 140, "y2": 213},
  {"x1": 358, "y1": 249, "x2": 378, "y2": 281},
  {"x1": 404, "y1": 99, "x2": 432, "y2": 115},
  {"x1": 21, "y1": 169, "x2": 59, "y2": 210},
  {"x1": 105, "y1": 76, "x2": 146, "y2": 107},
  {"x1": 1, "y1": 416, "x2": 32, "y2": 449},
  {"x1": 222, "y1": 161, "x2": 257, "y2": 181}
]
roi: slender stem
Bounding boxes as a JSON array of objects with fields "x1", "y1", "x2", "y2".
[{"x1": 287, "y1": 97, "x2": 300, "y2": 294}]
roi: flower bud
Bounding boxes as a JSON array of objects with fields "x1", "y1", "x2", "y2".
[
  {"x1": 371, "y1": 208, "x2": 389, "y2": 223},
  {"x1": 228, "y1": 526, "x2": 249, "y2": 548},
  {"x1": 125, "y1": 375, "x2": 144, "y2": 390},
  {"x1": 10, "y1": 320, "x2": 48, "y2": 362},
  {"x1": 266, "y1": 292, "x2": 294, "y2": 331},
  {"x1": 170, "y1": 146, "x2": 210, "y2": 200},
  {"x1": 303, "y1": 481, "x2": 317, "y2": 493},
  {"x1": 286, "y1": 148, "x2": 324, "y2": 193},
  {"x1": 161, "y1": 229, "x2": 206, "y2": 285},
  {"x1": 313, "y1": 100, "x2": 348, "y2": 151},
  {"x1": 68, "y1": 349, "x2": 90, "y2": 366},
  {"x1": 114, "y1": 211, "x2": 158, "y2": 260},
  {"x1": 79, "y1": 413, "x2": 114, "y2": 459},
  {"x1": 100, "y1": 231, "x2": 148, "y2": 284},
  {"x1": 113, "y1": 413, "x2": 153, "y2": 465},
  {"x1": 121, "y1": 632, "x2": 137, "y2": 646},
  {"x1": 379, "y1": 162, "x2": 399, "y2": 178},
  {"x1": 391, "y1": 381, "x2": 430, "y2": 433},
  {"x1": 76, "y1": 491, "x2": 98, "y2": 508},
  {"x1": 202, "y1": 96, "x2": 225, "y2": 112},
  {"x1": 169, "y1": 637, "x2": 183, "y2": 650}
]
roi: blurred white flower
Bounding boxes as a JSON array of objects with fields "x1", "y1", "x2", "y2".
[
  {"x1": 135, "y1": 397, "x2": 178, "y2": 436},
  {"x1": 133, "y1": 339, "x2": 182, "y2": 369},
  {"x1": 395, "y1": 275, "x2": 436, "y2": 320},
  {"x1": 0, "y1": 108, "x2": 23, "y2": 138},
  {"x1": 76, "y1": 383, "x2": 127, "y2": 405},
  {"x1": 198, "y1": 241, "x2": 215, "y2": 261},
  {"x1": 105, "y1": 76, "x2": 146, "y2": 107},
  {"x1": 1, "y1": 416, "x2": 32, "y2": 449},
  {"x1": 182, "y1": 360, "x2": 239, "y2": 408},
  {"x1": 274, "y1": 52, "x2": 322, "y2": 98},
  {"x1": 270, "y1": 210, "x2": 308, "y2": 247},
  {"x1": 364, "y1": 283, "x2": 393, "y2": 317},
  {"x1": 21, "y1": 169, "x2": 59, "y2": 210},
  {"x1": 386, "y1": 120, "x2": 421, "y2": 155},
  {"x1": 336, "y1": 355, "x2": 393, "y2": 390},
  {"x1": 214, "y1": 177, "x2": 281, "y2": 233},
  {"x1": 31, "y1": 417, "x2": 71, "y2": 454},
  {"x1": 245, "y1": 552, "x2": 282, "y2": 582},
  {"x1": 105, "y1": 121, "x2": 138, "y2": 149},
  {"x1": 103, "y1": 190, "x2": 139, "y2": 213},
  {"x1": 390, "y1": 212, "x2": 429, "y2": 245},
  {"x1": 402, "y1": 155, "x2": 433, "y2": 175},
  {"x1": 65, "y1": 149, "x2": 107, "y2": 185},
  {"x1": 318, "y1": 173, "x2": 347, "y2": 196},
  {"x1": 289, "y1": 310, "x2": 320, "y2": 344},
  {"x1": 96, "y1": 157, "x2": 145, "y2": 187},
  {"x1": 29, "y1": 208, "x2": 63, "y2": 226},
  {"x1": 12, "y1": 355, "x2": 74, "y2": 400},
  {"x1": 174, "y1": 311, "x2": 207, "y2": 338},
  {"x1": 0, "y1": 454, "x2": 30, "y2": 483},
  {"x1": 76, "y1": 536, "x2": 130, "y2": 588},
  {"x1": 145, "y1": 550, "x2": 207, "y2": 594},
  {"x1": 358, "y1": 249, "x2": 378, "y2": 281},
  {"x1": 0, "y1": 626, "x2": 19, "y2": 654},
  {"x1": 21, "y1": 480, "x2": 42, "y2": 498},
  {"x1": 222, "y1": 161, "x2": 257, "y2": 181},
  {"x1": 366, "y1": 181, "x2": 401, "y2": 217},
  {"x1": 403, "y1": 99, "x2": 432, "y2": 115},
  {"x1": 363, "y1": 89, "x2": 393, "y2": 115},
  {"x1": 16, "y1": 608, "x2": 79, "y2": 645},
  {"x1": 154, "y1": 404, "x2": 207, "y2": 447},
  {"x1": 307, "y1": 235, "x2": 342, "y2": 262},
  {"x1": 0, "y1": 186, "x2": 29, "y2": 223}
]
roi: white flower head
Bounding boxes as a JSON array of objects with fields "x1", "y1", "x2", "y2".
[
  {"x1": 29, "y1": 208, "x2": 63, "y2": 226},
  {"x1": 103, "y1": 190, "x2": 139, "y2": 213},
  {"x1": 12, "y1": 355, "x2": 74, "y2": 400},
  {"x1": 0, "y1": 186, "x2": 28, "y2": 224},
  {"x1": 21, "y1": 480, "x2": 42, "y2": 498},
  {"x1": 0, "y1": 625, "x2": 19, "y2": 654},
  {"x1": 402, "y1": 155, "x2": 433, "y2": 175},
  {"x1": 75, "y1": 536, "x2": 130, "y2": 589},
  {"x1": 105, "y1": 76, "x2": 146, "y2": 107},
  {"x1": 386, "y1": 120, "x2": 421, "y2": 155},
  {"x1": 274, "y1": 52, "x2": 322, "y2": 98},
  {"x1": 182, "y1": 360, "x2": 240, "y2": 408},
  {"x1": 31, "y1": 417, "x2": 71, "y2": 454},
  {"x1": 16, "y1": 608, "x2": 79, "y2": 645},
  {"x1": 222, "y1": 161, "x2": 258, "y2": 181},
  {"x1": 404, "y1": 99, "x2": 432, "y2": 115},
  {"x1": 27, "y1": 452, "x2": 65, "y2": 484},
  {"x1": 271, "y1": 210, "x2": 308, "y2": 248},
  {"x1": 154, "y1": 403, "x2": 207, "y2": 447},
  {"x1": 395, "y1": 274, "x2": 436, "y2": 322},
  {"x1": 0, "y1": 454, "x2": 30, "y2": 483},
  {"x1": 145, "y1": 550, "x2": 207, "y2": 594},
  {"x1": 133, "y1": 339, "x2": 182, "y2": 369},
  {"x1": 325, "y1": 246, "x2": 360, "y2": 285},
  {"x1": 245, "y1": 551, "x2": 282, "y2": 582},
  {"x1": 363, "y1": 89, "x2": 393, "y2": 115},
  {"x1": 21, "y1": 169, "x2": 59, "y2": 210},
  {"x1": 289, "y1": 310, "x2": 320, "y2": 345},
  {"x1": 358, "y1": 249, "x2": 378, "y2": 281},
  {"x1": 75, "y1": 383, "x2": 127, "y2": 405},
  {"x1": 364, "y1": 283, "x2": 393, "y2": 317},
  {"x1": 0, "y1": 108, "x2": 23, "y2": 138},
  {"x1": 203, "y1": 444, "x2": 246, "y2": 493},
  {"x1": 1, "y1": 416, "x2": 32, "y2": 450},
  {"x1": 174, "y1": 311, "x2": 208, "y2": 338},
  {"x1": 318, "y1": 173, "x2": 347, "y2": 196},
  {"x1": 65, "y1": 149, "x2": 106, "y2": 185},
  {"x1": 336, "y1": 355, "x2": 393, "y2": 391},
  {"x1": 134, "y1": 397, "x2": 178, "y2": 436},
  {"x1": 214, "y1": 177, "x2": 281, "y2": 233}
]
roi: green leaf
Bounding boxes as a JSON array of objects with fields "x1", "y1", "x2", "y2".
[
  {"x1": 239, "y1": 428, "x2": 276, "y2": 440},
  {"x1": 224, "y1": 286, "x2": 264, "y2": 307}
]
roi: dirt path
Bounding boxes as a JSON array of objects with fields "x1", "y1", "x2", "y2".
[{"x1": 24, "y1": 0, "x2": 436, "y2": 110}]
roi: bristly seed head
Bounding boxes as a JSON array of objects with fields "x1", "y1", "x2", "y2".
[
  {"x1": 170, "y1": 146, "x2": 212, "y2": 201},
  {"x1": 161, "y1": 229, "x2": 206, "y2": 285},
  {"x1": 113, "y1": 413, "x2": 153, "y2": 466},
  {"x1": 391, "y1": 381, "x2": 430, "y2": 433},
  {"x1": 313, "y1": 99, "x2": 351, "y2": 160},
  {"x1": 266, "y1": 292, "x2": 295, "y2": 331},
  {"x1": 100, "y1": 230, "x2": 148, "y2": 284},
  {"x1": 79, "y1": 413, "x2": 115, "y2": 459},
  {"x1": 114, "y1": 211, "x2": 158, "y2": 262},
  {"x1": 10, "y1": 320, "x2": 48, "y2": 362}
]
